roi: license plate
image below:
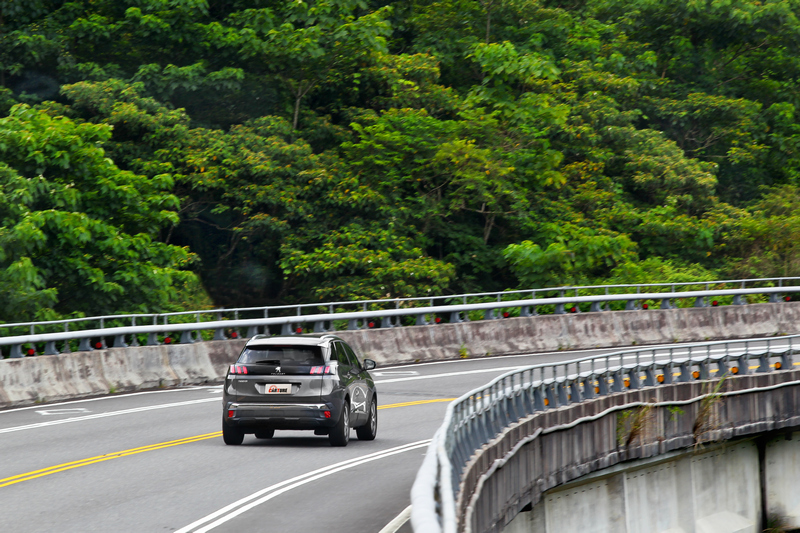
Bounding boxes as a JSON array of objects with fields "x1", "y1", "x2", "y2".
[{"x1": 264, "y1": 384, "x2": 292, "y2": 394}]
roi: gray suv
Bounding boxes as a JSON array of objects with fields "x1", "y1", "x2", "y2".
[{"x1": 222, "y1": 334, "x2": 377, "y2": 447}]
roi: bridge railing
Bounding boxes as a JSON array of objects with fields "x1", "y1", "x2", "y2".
[
  {"x1": 410, "y1": 334, "x2": 800, "y2": 533},
  {"x1": 2, "y1": 276, "x2": 799, "y2": 340},
  {"x1": 1, "y1": 285, "x2": 799, "y2": 358}
]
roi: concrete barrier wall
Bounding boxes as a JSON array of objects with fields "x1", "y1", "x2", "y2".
[
  {"x1": 1, "y1": 302, "x2": 800, "y2": 409},
  {"x1": 461, "y1": 370, "x2": 800, "y2": 533},
  {"x1": 507, "y1": 433, "x2": 800, "y2": 533}
]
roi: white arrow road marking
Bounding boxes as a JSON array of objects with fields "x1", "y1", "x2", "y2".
[
  {"x1": 35, "y1": 408, "x2": 90, "y2": 416},
  {"x1": 175, "y1": 440, "x2": 432, "y2": 533}
]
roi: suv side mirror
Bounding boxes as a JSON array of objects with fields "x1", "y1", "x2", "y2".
[{"x1": 363, "y1": 359, "x2": 377, "y2": 371}]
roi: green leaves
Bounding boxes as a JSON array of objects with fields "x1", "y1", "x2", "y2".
[{"x1": 0, "y1": 104, "x2": 194, "y2": 320}]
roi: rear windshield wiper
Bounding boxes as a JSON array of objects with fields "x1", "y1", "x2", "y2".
[{"x1": 252, "y1": 359, "x2": 281, "y2": 365}]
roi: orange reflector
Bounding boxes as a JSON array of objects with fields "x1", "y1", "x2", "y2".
[
  {"x1": 776, "y1": 362, "x2": 782, "y2": 370},
  {"x1": 595, "y1": 387, "x2": 600, "y2": 394},
  {"x1": 732, "y1": 366, "x2": 739, "y2": 374},
  {"x1": 692, "y1": 371, "x2": 700, "y2": 379},
  {"x1": 544, "y1": 399, "x2": 549, "y2": 406},
  {"x1": 624, "y1": 378, "x2": 630, "y2": 388},
  {"x1": 657, "y1": 374, "x2": 664, "y2": 383}
]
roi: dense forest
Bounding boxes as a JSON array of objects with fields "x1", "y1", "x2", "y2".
[{"x1": 2, "y1": 0, "x2": 800, "y2": 321}]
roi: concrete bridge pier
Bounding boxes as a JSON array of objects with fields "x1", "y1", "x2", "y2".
[{"x1": 505, "y1": 434, "x2": 800, "y2": 533}]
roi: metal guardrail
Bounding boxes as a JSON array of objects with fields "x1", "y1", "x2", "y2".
[
  {"x1": 2, "y1": 277, "x2": 799, "y2": 338},
  {"x1": 1, "y1": 286, "x2": 799, "y2": 358},
  {"x1": 409, "y1": 335, "x2": 800, "y2": 533}
]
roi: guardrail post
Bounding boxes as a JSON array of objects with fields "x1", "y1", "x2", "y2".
[
  {"x1": 733, "y1": 294, "x2": 745, "y2": 305},
  {"x1": 113, "y1": 335, "x2": 127, "y2": 348},
  {"x1": 43, "y1": 341, "x2": 59, "y2": 356},
  {"x1": 380, "y1": 317, "x2": 393, "y2": 328},
  {"x1": 281, "y1": 323, "x2": 294, "y2": 335},
  {"x1": 660, "y1": 298, "x2": 672, "y2": 309},
  {"x1": 582, "y1": 378, "x2": 595, "y2": 399},
  {"x1": 213, "y1": 328, "x2": 227, "y2": 341},
  {"x1": 736, "y1": 352, "x2": 750, "y2": 375},
  {"x1": 628, "y1": 368, "x2": 641, "y2": 389},
  {"x1": 244, "y1": 326, "x2": 258, "y2": 338},
  {"x1": 717, "y1": 357, "x2": 729, "y2": 377},
  {"x1": 694, "y1": 296, "x2": 706, "y2": 308},
  {"x1": 644, "y1": 366, "x2": 655, "y2": 387},
  {"x1": 533, "y1": 386, "x2": 546, "y2": 410},
  {"x1": 770, "y1": 292, "x2": 780, "y2": 303},
  {"x1": 597, "y1": 374, "x2": 610, "y2": 395},
  {"x1": 590, "y1": 301, "x2": 603, "y2": 312},
  {"x1": 625, "y1": 300, "x2": 637, "y2": 310},
  {"x1": 483, "y1": 309, "x2": 496, "y2": 320},
  {"x1": 546, "y1": 385, "x2": 558, "y2": 408},
  {"x1": 556, "y1": 381, "x2": 569, "y2": 405},
  {"x1": 662, "y1": 363, "x2": 674, "y2": 384},
  {"x1": 555, "y1": 303, "x2": 566, "y2": 314},
  {"x1": 347, "y1": 319, "x2": 360, "y2": 330},
  {"x1": 757, "y1": 353, "x2": 770, "y2": 373},
  {"x1": 678, "y1": 362, "x2": 692, "y2": 382},
  {"x1": 416, "y1": 314, "x2": 429, "y2": 326},
  {"x1": 79, "y1": 338, "x2": 94, "y2": 351},
  {"x1": 699, "y1": 359, "x2": 710, "y2": 380},
  {"x1": 449, "y1": 311, "x2": 463, "y2": 323},
  {"x1": 569, "y1": 380, "x2": 582, "y2": 403},
  {"x1": 10, "y1": 345, "x2": 23, "y2": 358}
]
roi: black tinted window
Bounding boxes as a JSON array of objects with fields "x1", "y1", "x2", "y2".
[
  {"x1": 342, "y1": 343, "x2": 361, "y2": 369},
  {"x1": 238, "y1": 345, "x2": 323, "y2": 365},
  {"x1": 331, "y1": 342, "x2": 349, "y2": 366}
]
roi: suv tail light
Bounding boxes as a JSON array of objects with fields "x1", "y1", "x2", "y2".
[
  {"x1": 229, "y1": 365, "x2": 248, "y2": 375},
  {"x1": 309, "y1": 365, "x2": 333, "y2": 375}
]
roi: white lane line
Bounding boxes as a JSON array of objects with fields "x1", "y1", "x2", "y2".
[
  {"x1": 378, "y1": 505, "x2": 412, "y2": 533},
  {"x1": 176, "y1": 440, "x2": 431, "y2": 533},
  {"x1": 0, "y1": 386, "x2": 221, "y2": 415},
  {"x1": 0, "y1": 398, "x2": 219, "y2": 434},
  {"x1": 35, "y1": 408, "x2": 90, "y2": 416},
  {"x1": 375, "y1": 366, "x2": 526, "y2": 384}
]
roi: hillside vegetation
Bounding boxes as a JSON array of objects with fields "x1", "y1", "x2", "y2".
[{"x1": 2, "y1": 0, "x2": 800, "y2": 320}]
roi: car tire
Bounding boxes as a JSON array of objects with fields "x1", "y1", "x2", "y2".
[
  {"x1": 356, "y1": 399, "x2": 377, "y2": 441},
  {"x1": 329, "y1": 402, "x2": 350, "y2": 447},
  {"x1": 254, "y1": 429, "x2": 274, "y2": 439},
  {"x1": 222, "y1": 421, "x2": 244, "y2": 445}
]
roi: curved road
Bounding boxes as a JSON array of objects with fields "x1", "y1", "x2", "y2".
[{"x1": 0, "y1": 345, "x2": 682, "y2": 532}]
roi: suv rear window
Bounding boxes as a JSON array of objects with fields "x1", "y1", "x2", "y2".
[{"x1": 238, "y1": 345, "x2": 324, "y2": 366}]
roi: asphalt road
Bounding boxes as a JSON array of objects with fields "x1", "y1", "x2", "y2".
[{"x1": 0, "y1": 343, "x2": 728, "y2": 533}]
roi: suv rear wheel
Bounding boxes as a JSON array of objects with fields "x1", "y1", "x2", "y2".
[
  {"x1": 222, "y1": 421, "x2": 244, "y2": 445},
  {"x1": 329, "y1": 403, "x2": 350, "y2": 447}
]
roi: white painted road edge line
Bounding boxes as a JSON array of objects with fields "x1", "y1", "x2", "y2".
[
  {"x1": 0, "y1": 385, "x2": 219, "y2": 415},
  {"x1": 175, "y1": 440, "x2": 431, "y2": 533},
  {"x1": 378, "y1": 505, "x2": 412, "y2": 533},
  {"x1": 0, "y1": 397, "x2": 219, "y2": 434}
]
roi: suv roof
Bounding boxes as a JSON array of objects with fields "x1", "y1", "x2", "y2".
[{"x1": 245, "y1": 334, "x2": 341, "y2": 347}]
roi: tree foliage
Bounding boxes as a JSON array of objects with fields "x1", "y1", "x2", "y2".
[{"x1": 2, "y1": 0, "x2": 800, "y2": 317}]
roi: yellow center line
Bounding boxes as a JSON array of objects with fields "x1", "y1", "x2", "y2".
[
  {"x1": 1, "y1": 397, "x2": 456, "y2": 489},
  {"x1": 0, "y1": 432, "x2": 222, "y2": 488},
  {"x1": 379, "y1": 398, "x2": 455, "y2": 409}
]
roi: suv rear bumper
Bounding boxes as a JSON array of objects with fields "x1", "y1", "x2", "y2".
[{"x1": 225, "y1": 402, "x2": 339, "y2": 431}]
